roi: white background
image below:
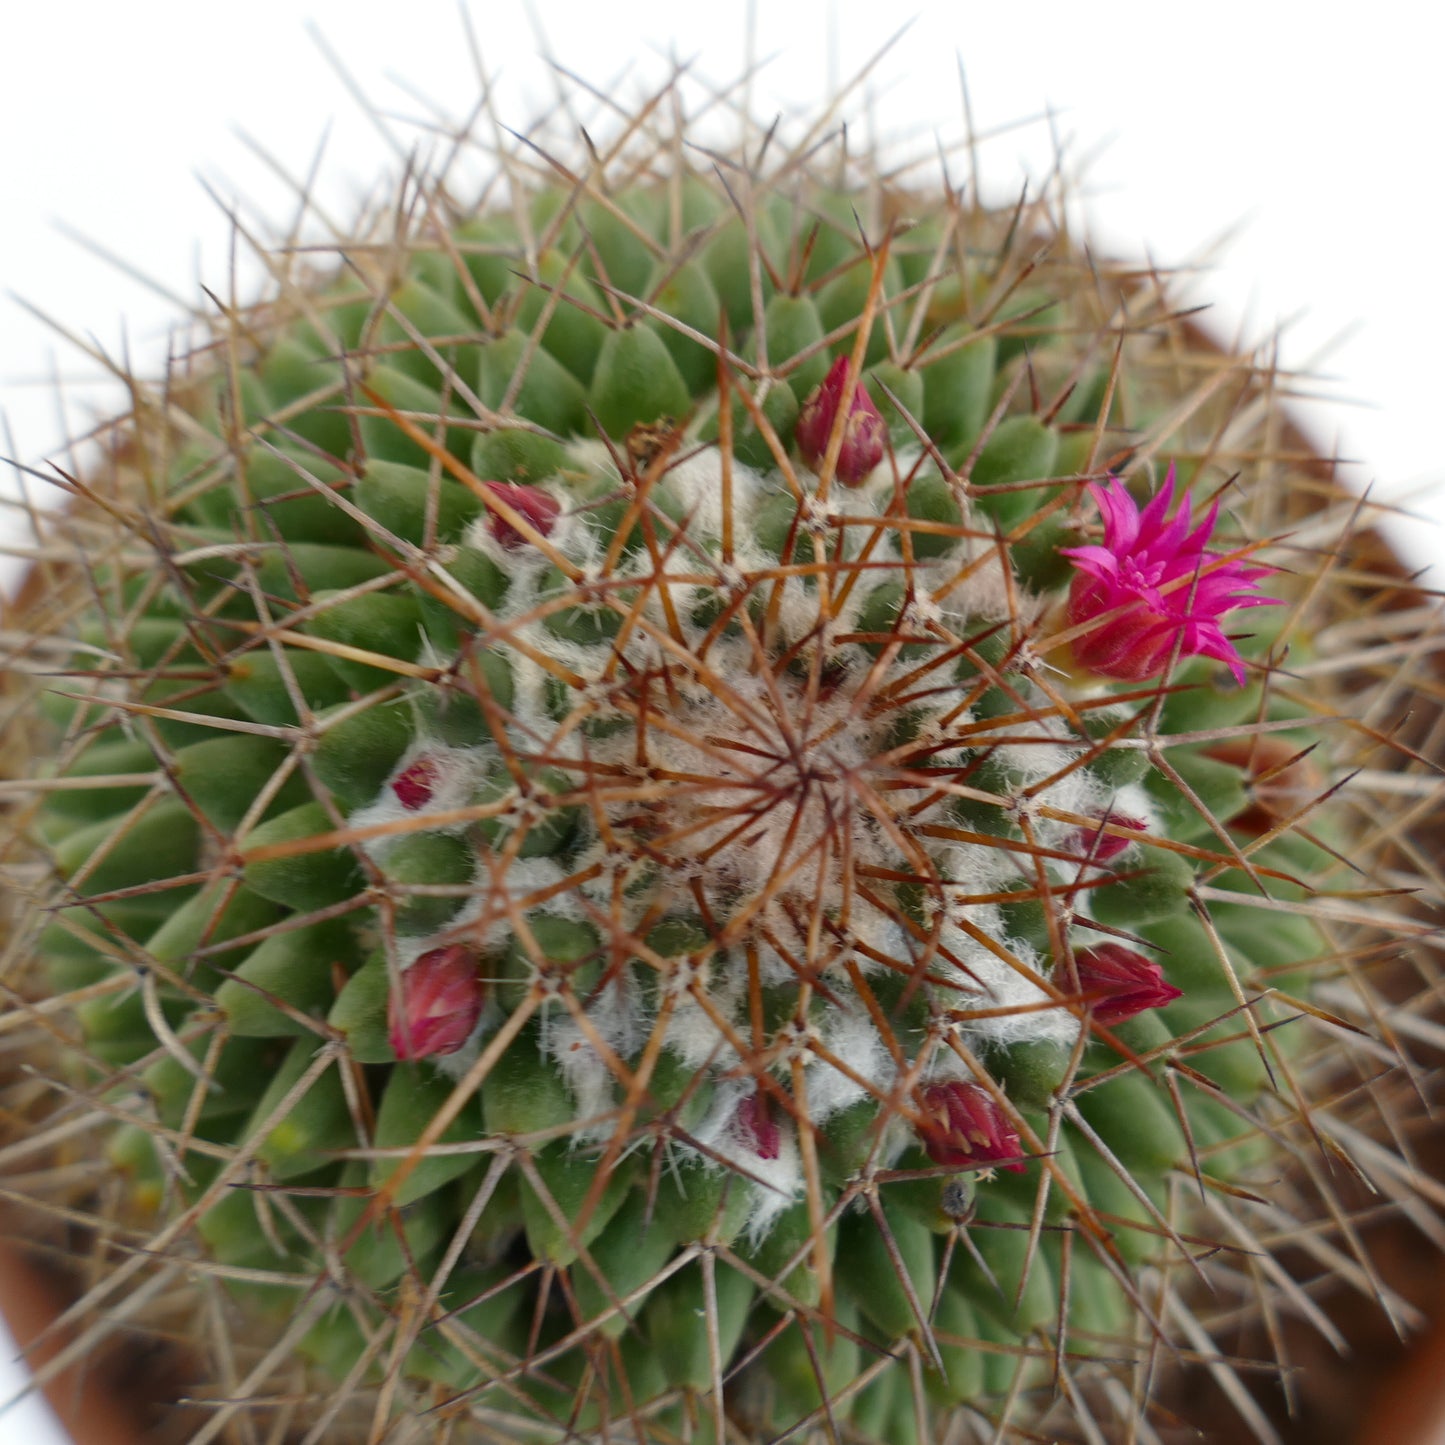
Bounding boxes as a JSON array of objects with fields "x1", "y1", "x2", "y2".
[{"x1": 1, "y1": 3, "x2": 1440, "y2": 1441}]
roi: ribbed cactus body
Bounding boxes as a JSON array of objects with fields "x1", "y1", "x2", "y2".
[{"x1": 3, "y1": 65, "x2": 1439, "y2": 1445}]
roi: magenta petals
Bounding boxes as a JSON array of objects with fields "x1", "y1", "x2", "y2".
[{"x1": 1061, "y1": 468, "x2": 1277, "y2": 684}]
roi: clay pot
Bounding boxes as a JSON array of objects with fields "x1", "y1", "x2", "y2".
[{"x1": 0, "y1": 1240, "x2": 143, "y2": 1445}]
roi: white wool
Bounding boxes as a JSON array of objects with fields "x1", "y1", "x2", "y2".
[
  {"x1": 929, "y1": 922, "x2": 1079, "y2": 1049},
  {"x1": 468, "y1": 855, "x2": 572, "y2": 953},
  {"x1": 665, "y1": 447, "x2": 764, "y2": 540},
  {"x1": 926, "y1": 559, "x2": 1017, "y2": 625},
  {"x1": 658, "y1": 962, "x2": 743, "y2": 1071},
  {"x1": 794, "y1": 901, "x2": 911, "y2": 982},
  {"x1": 990, "y1": 724, "x2": 1103, "y2": 855},
  {"x1": 546, "y1": 972, "x2": 646, "y2": 1142},
  {"x1": 570, "y1": 840, "x2": 665, "y2": 921},
  {"x1": 560, "y1": 437, "x2": 619, "y2": 478},
  {"x1": 803, "y1": 1009, "x2": 895, "y2": 1122},
  {"x1": 930, "y1": 835, "x2": 1029, "y2": 901},
  {"x1": 855, "y1": 447, "x2": 928, "y2": 501}
]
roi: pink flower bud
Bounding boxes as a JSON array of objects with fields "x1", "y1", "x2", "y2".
[
  {"x1": 915, "y1": 1081, "x2": 1025, "y2": 1174},
  {"x1": 1073, "y1": 943, "x2": 1182, "y2": 1025},
  {"x1": 480, "y1": 481, "x2": 560, "y2": 550},
  {"x1": 1060, "y1": 468, "x2": 1277, "y2": 683},
  {"x1": 388, "y1": 945, "x2": 484, "y2": 1060},
  {"x1": 391, "y1": 756, "x2": 440, "y2": 810},
  {"x1": 1069, "y1": 809, "x2": 1147, "y2": 864},
  {"x1": 735, "y1": 1093, "x2": 781, "y2": 1160},
  {"x1": 795, "y1": 355, "x2": 886, "y2": 485}
]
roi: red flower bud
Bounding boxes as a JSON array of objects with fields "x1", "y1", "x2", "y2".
[
  {"x1": 916, "y1": 1081, "x2": 1025, "y2": 1174},
  {"x1": 391, "y1": 756, "x2": 440, "y2": 810},
  {"x1": 480, "y1": 481, "x2": 560, "y2": 550},
  {"x1": 1069, "y1": 809, "x2": 1147, "y2": 863},
  {"x1": 1073, "y1": 943, "x2": 1182, "y2": 1025},
  {"x1": 735, "y1": 1093, "x2": 781, "y2": 1160},
  {"x1": 388, "y1": 945, "x2": 485, "y2": 1060},
  {"x1": 795, "y1": 355, "x2": 886, "y2": 486}
]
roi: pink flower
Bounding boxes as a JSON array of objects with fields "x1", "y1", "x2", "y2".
[
  {"x1": 1069, "y1": 809, "x2": 1147, "y2": 864},
  {"x1": 735, "y1": 1093, "x2": 781, "y2": 1160},
  {"x1": 391, "y1": 756, "x2": 440, "y2": 811},
  {"x1": 915, "y1": 1081, "x2": 1026, "y2": 1174},
  {"x1": 795, "y1": 355, "x2": 886, "y2": 485},
  {"x1": 1073, "y1": 943, "x2": 1182, "y2": 1025},
  {"x1": 479, "y1": 481, "x2": 560, "y2": 550},
  {"x1": 1061, "y1": 468, "x2": 1277, "y2": 683},
  {"x1": 388, "y1": 945, "x2": 485, "y2": 1060}
]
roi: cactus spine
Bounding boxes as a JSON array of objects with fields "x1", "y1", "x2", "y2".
[{"x1": 1, "y1": 48, "x2": 1442, "y2": 1445}]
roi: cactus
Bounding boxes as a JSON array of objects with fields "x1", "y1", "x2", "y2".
[{"x1": 2, "y1": 47, "x2": 1442, "y2": 1445}]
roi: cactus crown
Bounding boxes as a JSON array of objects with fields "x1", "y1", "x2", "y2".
[{"x1": 2, "y1": 48, "x2": 1442, "y2": 1445}]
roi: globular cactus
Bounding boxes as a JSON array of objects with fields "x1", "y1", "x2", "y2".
[{"x1": 3, "y1": 48, "x2": 1443, "y2": 1445}]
